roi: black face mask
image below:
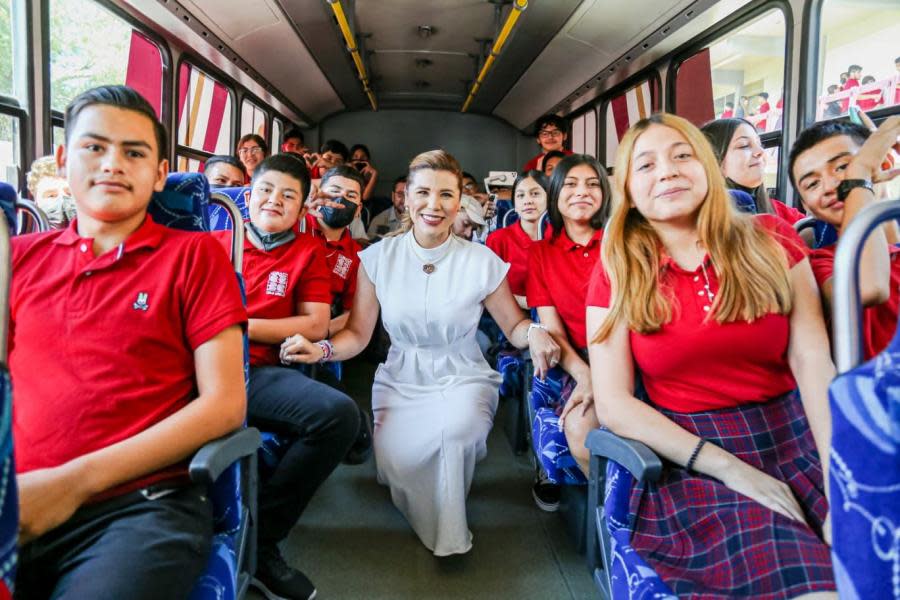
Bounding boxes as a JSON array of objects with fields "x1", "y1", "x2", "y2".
[{"x1": 319, "y1": 196, "x2": 358, "y2": 229}]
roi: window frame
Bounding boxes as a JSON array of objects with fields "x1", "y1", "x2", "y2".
[
  {"x1": 239, "y1": 94, "x2": 269, "y2": 142},
  {"x1": 665, "y1": 0, "x2": 794, "y2": 200},
  {"x1": 174, "y1": 55, "x2": 236, "y2": 163},
  {"x1": 597, "y1": 70, "x2": 662, "y2": 167},
  {"x1": 43, "y1": 0, "x2": 172, "y2": 157},
  {"x1": 0, "y1": 0, "x2": 33, "y2": 191},
  {"x1": 568, "y1": 106, "x2": 598, "y2": 157},
  {"x1": 800, "y1": 0, "x2": 900, "y2": 128},
  {"x1": 271, "y1": 115, "x2": 284, "y2": 152}
]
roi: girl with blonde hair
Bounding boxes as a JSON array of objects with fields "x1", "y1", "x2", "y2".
[
  {"x1": 586, "y1": 114, "x2": 837, "y2": 597},
  {"x1": 281, "y1": 149, "x2": 560, "y2": 556}
]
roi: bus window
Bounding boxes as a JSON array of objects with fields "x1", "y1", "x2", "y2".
[
  {"x1": 815, "y1": 1, "x2": 900, "y2": 120},
  {"x1": 0, "y1": 113, "x2": 20, "y2": 187},
  {"x1": 176, "y1": 62, "x2": 233, "y2": 171},
  {"x1": 570, "y1": 109, "x2": 597, "y2": 156},
  {"x1": 272, "y1": 117, "x2": 284, "y2": 152},
  {"x1": 674, "y1": 9, "x2": 786, "y2": 135},
  {"x1": 603, "y1": 78, "x2": 658, "y2": 167},
  {"x1": 53, "y1": 126, "x2": 65, "y2": 151},
  {"x1": 50, "y1": 0, "x2": 163, "y2": 116},
  {"x1": 1, "y1": 0, "x2": 25, "y2": 187},
  {"x1": 241, "y1": 98, "x2": 267, "y2": 139}
]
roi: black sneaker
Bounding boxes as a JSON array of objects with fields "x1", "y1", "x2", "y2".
[
  {"x1": 532, "y1": 469, "x2": 561, "y2": 513},
  {"x1": 343, "y1": 407, "x2": 373, "y2": 465},
  {"x1": 251, "y1": 545, "x2": 317, "y2": 600}
]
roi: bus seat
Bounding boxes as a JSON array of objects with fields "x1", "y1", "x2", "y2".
[
  {"x1": 0, "y1": 207, "x2": 19, "y2": 597},
  {"x1": 14, "y1": 199, "x2": 50, "y2": 235},
  {"x1": 149, "y1": 172, "x2": 211, "y2": 231},
  {"x1": 729, "y1": 189, "x2": 757, "y2": 214},
  {"x1": 0, "y1": 183, "x2": 17, "y2": 235},
  {"x1": 585, "y1": 429, "x2": 672, "y2": 599},
  {"x1": 794, "y1": 216, "x2": 838, "y2": 249},
  {"x1": 828, "y1": 199, "x2": 900, "y2": 599},
  {"x1": 208, "y1": 187, "x2": 251, "y2": 230},
  {"x1": 151, "y1": 173, "x2": 260, "y2": 600}
]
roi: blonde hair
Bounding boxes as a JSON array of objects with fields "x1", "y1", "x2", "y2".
[
  {"x1": 593, "y1": 113, "x2": 793, "y2": 343},
  {"x1": 388, "y1": 149, "x2": 463, "y2": 237},
  {"x1": 26, "y1": 156, "x2": 60, "y2": 198}
]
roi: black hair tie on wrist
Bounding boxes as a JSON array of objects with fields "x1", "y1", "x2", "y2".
[{"x1": 686, "y1": 439, "x2": 707, "y2": 473}]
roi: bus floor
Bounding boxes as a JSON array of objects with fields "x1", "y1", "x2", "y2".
[{"x1": 249, "y1": 356, "x2": 598, "y2": 600}]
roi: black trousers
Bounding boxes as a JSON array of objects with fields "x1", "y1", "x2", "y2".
[
  {"x1": 248, "y1": 366, "x2": 359, "y2": 546},
  {"x1": 16, "y1": 484, "x2": 212, "y2": 600}
]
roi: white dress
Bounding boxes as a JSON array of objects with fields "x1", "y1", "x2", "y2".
[{"x1": 358, "y1": 231, "x2": 510, "y2": 556}]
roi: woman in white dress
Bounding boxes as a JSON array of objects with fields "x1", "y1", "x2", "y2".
[{"x1": 281, "y1": 150, "x2": 560, "y2": 556}]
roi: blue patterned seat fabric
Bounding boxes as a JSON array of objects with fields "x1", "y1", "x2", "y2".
[
  {"x1": 207, "y1": 187, "x2": 251, "y2": 231},
  {"x1": 602, "y1": 459, "x2": 675, "y2": 598},
  {"x1": 0, "y1": 182, "x2": 16, "y2": 235},
  {"x1": 530, "y1": 367, "x2": 587, "y2": 485},
  {"x1": 0, "y1": 368, "x2": 18, "y2": 597},
  {"x1": 728, "y1": 189, "x2": 757, "y2": 214},
  {"x1": 828, "y1": 336, "x2": 900, "y2": 599},
  {"x1": 149, "y1": 172, "x2": 211, "y2": 232}
]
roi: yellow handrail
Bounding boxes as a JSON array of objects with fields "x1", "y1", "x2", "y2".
[
  {"x1": 461, "y1": 0, "x2": 527, "y2": 112},
  {"x1": 327, "y1": 0, "x2": 377, "y2": 110}
]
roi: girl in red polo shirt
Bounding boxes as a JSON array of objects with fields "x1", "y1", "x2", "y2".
[
  {"x1": 486, "y1": 170, "x2": 549, "y2": 309},
  {"x1": 526, "y1": 154, "x2": 611, "y2": 509},
  {"x1": 587, "y1": 114, "x2": 836, "y2": 598},
  {"x1": 702, "y1": 118, "x2": 806, "y2": 224}
]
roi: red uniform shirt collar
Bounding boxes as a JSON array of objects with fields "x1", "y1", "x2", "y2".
[
  {"x1": 53, "y1": 214, "x2": 165, "y2": 253},
  {"x1": 550, "y1": 227, "x2": 603, "y2": 251}
]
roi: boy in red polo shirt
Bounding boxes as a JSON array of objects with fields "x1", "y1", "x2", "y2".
[
  {"x1": 302, "y1": 165, "x2": 364, "y2": 337},
  {"x1": 10, "y1": 86, "x2": 247, "y2": 599},
  {"x1": 212, "y1": 154, "x2": 360, "y2": 600},
  {"x1": 789, "y1": 116, "x2": 900, "y2": 360},
  {"x1": 523, "y1": 114, "x2": 573, "y2": 172}
]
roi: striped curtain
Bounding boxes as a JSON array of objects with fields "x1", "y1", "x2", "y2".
[
  {"x1": 176, "y1": 63, "x2": 232, "y2": 171},
  {"x1": 605, "y1": 81, "x2": 654, "y2": 166}
]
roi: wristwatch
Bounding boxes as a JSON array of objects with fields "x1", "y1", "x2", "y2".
[{"x1": 836, "y1": 178, "x2": 874, "y2": 201}]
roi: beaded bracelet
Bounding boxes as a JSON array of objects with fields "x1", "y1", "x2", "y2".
[
  {"x1": 686, "y1": 438, "x2": 707, "y2": 473},
  {"x1": 317, "y1": 340, "x2": 334, "y2": 363}
]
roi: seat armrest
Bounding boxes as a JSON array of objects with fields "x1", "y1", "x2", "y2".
[
  {"x1": 586, "y1": 428, "x2": 663, "y2": 482},
  {"x1": 189, "y1": 428, "x2": 261, "y2": 485}
]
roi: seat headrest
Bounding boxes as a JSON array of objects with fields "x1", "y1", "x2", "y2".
[
  {"x1": 728, "y1": 189, "x2": 758, "y2": 214},
  {"x1": 813, "y1": 220, "x2": 838, "y2": 249},
  {"x1": 207, "y1": 187, "x2": 251, "y2": 231},
  {"x1": 149, "y1": 172, "x2": 210, "y2": 232},
  {"x1": 0, "y1": 182, "x2": 16, "y2": 235}
]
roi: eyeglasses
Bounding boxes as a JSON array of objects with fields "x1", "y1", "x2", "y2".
[
  {"x1": 238, "y1": 147, "x2": 264, "y2": 156},
  {"x1": 462, "y1": 182, "x2": 478, "y2": 192},
  {"x1": 538, "y1": 129, "x2": 563, "y2": 139}
]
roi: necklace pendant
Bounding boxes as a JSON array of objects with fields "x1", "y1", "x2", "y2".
[{"x1": 423, "y1": 263, "x2": 435, "y2": 274}]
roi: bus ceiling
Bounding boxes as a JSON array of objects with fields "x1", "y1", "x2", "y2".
[{"x1": 122, "y1": 0, "x2": 762, "y2": 131}]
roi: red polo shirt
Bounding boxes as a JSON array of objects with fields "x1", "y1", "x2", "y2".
[
  {"x1": 486, "y1": 222, "x2": 540, "y2": 297},
  {"x1": 771, "y1": 199, "x2": 805, "y2": 225},
  {"x1": 527, "y1": 228, "x2": 603, "y2": 349},
  {"x1": 214, "y1": 227, "x2": 332, "y2": 367},
  {"x1": 302, "y1": 213, "x2": 361, "y2": 312},
  {"x1": 10, "y1": 216, "x2": 246, "y2": 498},
  {"x1": 523, "y1": 149, "x2": 573, "y2": 172},
  {"x1": 810, "y1": 243, "x2": 900, "y2": 360},
  {"x1": 586, "y1": 215, "x2": 808, "y2": 412}
]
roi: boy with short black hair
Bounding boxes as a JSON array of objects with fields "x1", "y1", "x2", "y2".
[
  {"x1": 11, "y1": 85, "x2": 247, "y2": 599},
  {"x1": 281, "y1": 127, "x2": 307, "y2": 154},
  {"x1": 212, "y1": 154, "x2": 360, "y2": 600},
  {"x1": 789, "y1": 116, "x2": 900, "y2": 360},
  {"x1": 203, "y1": 154, "x2": 246, "y2": 188},
  {"x1": 522, "y1": 114, "x2": 572, "y2": 172}
]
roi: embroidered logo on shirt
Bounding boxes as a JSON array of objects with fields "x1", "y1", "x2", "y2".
[
  {"x1": 266, "y1": 271, "x2": 289, "y2": 297},
  {"x1": 333, "y1": 254, "x2": 352, "y2": 279},
  {"x1": 133, "y1": 292, "x2": 150, "y2": 311}
]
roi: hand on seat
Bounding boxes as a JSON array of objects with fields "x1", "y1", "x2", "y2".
[{"x1": 280, "y1": 334, "x2": 325, "y2": 365}]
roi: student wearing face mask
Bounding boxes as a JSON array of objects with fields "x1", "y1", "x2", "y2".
[{"x1": 26, "y1": 156, "x2": 77, "y2": 229}]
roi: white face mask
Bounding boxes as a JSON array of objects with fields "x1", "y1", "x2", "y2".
[{"x1": 40, "y1": 194, "x2": 77, "y2": 229}]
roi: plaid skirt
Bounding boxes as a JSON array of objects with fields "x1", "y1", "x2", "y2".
[{"x1": 629, "y1": 391, "x2": 835, "y2": 598}]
